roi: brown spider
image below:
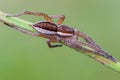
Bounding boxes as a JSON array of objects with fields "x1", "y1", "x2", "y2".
[{"x1": 9, "y1": 11, "x2": 97, "y2": 48}]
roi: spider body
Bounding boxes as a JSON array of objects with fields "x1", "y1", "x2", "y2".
[{"x1": 32, "y1": 21, "x2": 74, "y2": 37}]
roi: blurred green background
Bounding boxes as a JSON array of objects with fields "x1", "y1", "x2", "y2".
[{"x1": 0, "y1": 0, "x2": 120, "y2": 80}]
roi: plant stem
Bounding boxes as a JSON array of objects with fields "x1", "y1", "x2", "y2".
[
  {"x1": 0, "y1": 11, "x2": 35, "y2": 32},
  {"x1": 0, "y1": 11, "x2": 120, "y2": 72}
]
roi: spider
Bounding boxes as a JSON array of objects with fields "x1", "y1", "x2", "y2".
[{"x1": 8, "y1": 11, "x2": 97, "y2": 48}]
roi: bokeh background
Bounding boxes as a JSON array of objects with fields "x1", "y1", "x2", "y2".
[{"x1": 0, "y1": 0, "x2": 120, "y2": 80}]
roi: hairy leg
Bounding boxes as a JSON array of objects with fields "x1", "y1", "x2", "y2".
[
  {"x1": 74, "y1": 29, "x2": 101, "y2": 49},
  {"x1": 4, "y1": 22, "x2": 39, "y2": 36},
  {"x1": 47, "y1": 39, "x2": 63, "y2": 48},
  {"x1": 49, "y1": 15, "x2": 65, "y2": 25},
  {"x1": 8, "y1": 11, "x2": 52, "y2": 22}
]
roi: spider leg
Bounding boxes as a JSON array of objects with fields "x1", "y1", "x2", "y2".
[
  {"x1": 8, "y1": 11, "x2": 52, "y2": 22},
  {"x1": 49, "y1": 15, "x2": 65, "y2": 25},
  {"x1": 4, "y1": 23, "x2": 39, "y2": 36},
  {"x1": 46, "y1": 39, "x2": 63, "y2": 48},
  {"x1": 7, "y1": 11, "x2": 65, "y2": 25},
  {"x1": 74, "y1": 29, "x2": 101, "y2": 49}
]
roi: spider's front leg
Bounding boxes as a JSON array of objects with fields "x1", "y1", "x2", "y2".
[
  {"x1": 74, "y1": 29, "x2": 101, "y2": 49},
  {"x1": 47, "y1": 39, "x2": 63, "y2": 48}
]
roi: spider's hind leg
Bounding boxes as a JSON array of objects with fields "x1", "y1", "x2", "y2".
[
  {"x1": 49, "y1": 15, "x2": 65, "y2": 25},
  {"x1": 7, "y1": 11, "x2": 52, "y2": 22},
  {"x1": 4, "y1": 22, "x2": 39, "y2": 36}
]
